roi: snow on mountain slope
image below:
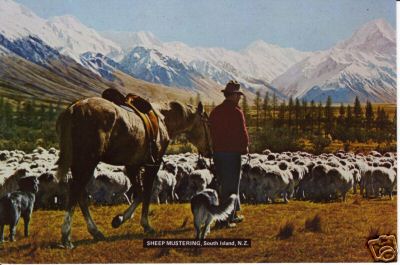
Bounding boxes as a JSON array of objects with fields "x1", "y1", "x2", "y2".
[
  {"x1": 80, "y1": 52, "x2": 121, "y2": 81},
  {"x1": 337, "y1": 18, "x2": 395, "y2": 53},
  {"x1": 104, "y1": 30, "x2": 309, "y2": 84},
  {"x1": 271, "y1": 19, "x2": 396, "y2": 103},
  {"x1": 0, "y1": 0, "x2": 121, "y2": 61},
  {"x1": 162, "y1": 40, "x2": 310, "y2": 82},
  {"x1": 101, "y1": 31, "x2": 163, "y2": 51},
  {"x1": 119, "y1": 46, "x2": 197, "y2": 88},
  {"x1": 47, "y1": 15, "x2": 121, "y2": 61},
  {"x1": 0, "y1": 33, "x2": 67, "y2": 67}
]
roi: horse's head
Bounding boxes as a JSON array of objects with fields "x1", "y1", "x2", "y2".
[{"x1": 186, "y1": 102, "x2": 213, "y2": 158}]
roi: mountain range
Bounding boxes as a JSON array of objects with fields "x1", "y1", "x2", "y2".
[{"x1": 0, "y1": 0, "x2": 396, "y2": 103}]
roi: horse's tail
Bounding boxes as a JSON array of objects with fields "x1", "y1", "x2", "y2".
[{"x1": 56, "y1": 107, "x2": 73, "y2": 182}]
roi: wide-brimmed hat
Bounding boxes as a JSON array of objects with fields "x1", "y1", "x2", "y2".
[{"x1": 221, "y1": 80, "x2": 244, "y2": 95}]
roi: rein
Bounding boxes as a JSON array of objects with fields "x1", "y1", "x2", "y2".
[
  {"x1": 197, "y1": 112, "x2": 214, "y2": 172},
  {"x1": 201, "y1": 112, "x2": 213, "y2": 158}
]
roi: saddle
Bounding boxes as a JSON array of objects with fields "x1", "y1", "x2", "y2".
[{"x1": 102, "y1": 88, "x2": 160, "y2": 164}]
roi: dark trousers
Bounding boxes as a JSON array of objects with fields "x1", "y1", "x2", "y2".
[{"x1": 213, "y1": 152, "x2": 241, "y2": 221}]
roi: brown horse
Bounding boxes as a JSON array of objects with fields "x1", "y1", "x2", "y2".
[{"x1": 56, "y1": 97, "x2": 212, "y2": 248}]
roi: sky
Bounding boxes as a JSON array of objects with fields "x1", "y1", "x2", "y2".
[{"x1": 15, "y1": 0, "x2": 396, "y2": 52}]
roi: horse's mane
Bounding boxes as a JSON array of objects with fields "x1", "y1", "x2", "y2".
[
  {"x1": 168, "y1": 101, "x2": 192, "y2": 120},
  {"x1": 156, "y1": 101, "x2": 197, "y2": 136}
]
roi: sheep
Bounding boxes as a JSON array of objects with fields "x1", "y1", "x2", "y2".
[
  {"x1": 180, "y1": 169, "x2": 214, "y2": 202},
  {"x1": 247, "y1": 164, "x2": 293, "y2": 203},
  {"x1": 35, "y1": 172, "x2": 68, "y2": 210},
  {"x1": 151, "y1": 169, "x2": 177, "y2": 204},
  {"x1": 325, "y1": 166, "x2": 354, "y2": 201},
  {"x1": 305, "y1": 163, "x2": 353, "y2": 202},
  {"x1": 86, "y1": 172, "x2": 131, "y2": 205},
  {"x1": 0, "y1": 168, "x2": 30, "y2": 198},
  {"x1": 368, "y1": 167, "x2": 397, "y2": 199},
  {"x1": 0, "y1": 151, "x2": 10, "y2": 161}
]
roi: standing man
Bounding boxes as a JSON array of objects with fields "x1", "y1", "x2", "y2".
[{"x1": 209, "y1": 80, "x2": 249, "y2": 228}]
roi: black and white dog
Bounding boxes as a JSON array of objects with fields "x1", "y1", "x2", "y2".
[
  {"x1": 190, "y1": 188, "x2": 237, "y2": 239},
  {"x1": 0, "y1": 176, "x2": 39, "y2": 243}
]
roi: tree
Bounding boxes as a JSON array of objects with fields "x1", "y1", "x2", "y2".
[
  {"x1": 287, "y1": 96, "x2": 294, "y2": 128},
  {"x1": 338, "y1": 103, "x2": 345, "y2": 124},
  {"x1": 294, "y1": 98, "x2": 301, "y2": 131},
  {"x1": 309, "y1": 100, "x2": 316, "y2": 133},
  {"x1": 277, "y1": 101, "x2": 286, "y2": 127},
  {"x1": 316, "y1": 101, "x2": 323, "y2": 132},
  {"x1": 241, "y1": 96, "x2": 250, "y2": 122},
  {"x1": 272, "y1": 93, "x2": 277, "y2": 119},
  {"x1": 365, "y1": 100, "x2": 374, "y2": 130},
  {"x1": 47, "y1": 103, "x2": 56, "y2": 121},
  {"x1": 353, "y1": 96, "x2": 363, "y2": 120},
  {"x1": 324, "y1": 96, "x2": 334, "y2": 136},
  {"x1": 254, "y1": 90, "x2": 261, "y2": 131},
  {"x1": 334, "y1": 103, "x2": 347, "y2": 144},
  {"x1": 375, "y1": 108, "x2": 391, "y2": 143},
  {"x1": 346, "y1": 105, "x2": 353, "y2": 127},
  {"x1": 301, "y1": 99, "x2": 308, "y2": 132},
  {"x1": 0, "y1": 96, "x2": 4, "y2": 113},
  {"x1": 262, "y1": 92, "x2": 269, "y2": 124}
]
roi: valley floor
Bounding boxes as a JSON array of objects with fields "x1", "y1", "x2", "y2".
[{"x1": 0, "y1": 194, "x2": 396, "y2": 263}]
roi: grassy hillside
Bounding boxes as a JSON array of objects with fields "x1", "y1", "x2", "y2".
[
  {"x1": 0, "y1": 194, "x2": 395, "y2": 263},
  {"x1": 0, "y1": 54, "x2": 224, "y2": 105}
]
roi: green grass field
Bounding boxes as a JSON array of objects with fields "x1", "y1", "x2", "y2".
[{"x1": 0, "y1": 193, "x2": 396, "y2": 263}]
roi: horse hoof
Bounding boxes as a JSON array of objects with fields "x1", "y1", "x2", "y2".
[
  {"x1": 60, "y1": 240, "x2": 75, "y2": 249},
  {"x1": 144, "y1": 226, "x2": 156, "y2": 234},
  {"x1": 93, "y1": 231, "x2": 106, "y2": 241},
  {"x1": 112, "y1": 215, "x2": 123, "y2": 228}
]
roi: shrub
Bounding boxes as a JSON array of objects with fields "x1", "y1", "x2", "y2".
[
  {"x1": 276, "y1": 220, "x2": 295, "y2": 240},
  {"x1": 305, "y1": 214, "x2": 322, "y2": 232}
]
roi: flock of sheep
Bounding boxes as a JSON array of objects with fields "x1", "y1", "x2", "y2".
[{"x1": 0, "y1": 147, "x2": 397, "y2": 210}]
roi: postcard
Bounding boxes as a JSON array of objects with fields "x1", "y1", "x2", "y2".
[{"x1": 0, "y1": 0, "x2": 397, "y2": 263}]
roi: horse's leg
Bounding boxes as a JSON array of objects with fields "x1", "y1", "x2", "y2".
[
  {"x1": 73, "y1": 161, "x2": 106, "y2": 241},
  {"x1": 112, "y1": 165, "x2": 142, "y2": 228},
  {"x1": 61, "y1": 179, "x2": 79, "y2": 248},
  {"x1": 78, "y1": 189, "x2": 105, "y2": 241},
  {"x1": 140, "y1": 164, "x2": 160, "y2": 233}
]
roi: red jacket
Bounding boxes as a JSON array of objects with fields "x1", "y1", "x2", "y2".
[{"x1": 209, "y1": 100, "x2": 249, "y2": 154}]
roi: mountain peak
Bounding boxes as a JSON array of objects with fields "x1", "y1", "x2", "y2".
[
  {"x1": 101, "y1": 30, "x2": 162, "y2": 51},
  {"x1": 338, "y1": 18, "x2": 395, "y2": 52},
  {"x1": 244, "y1": 40, "x2": 280, "y2": 52},
  {"x1": 49, "y1": 15, "x2": 82, "y2": 27},
  {"x1": 0, "y1": 0, "x2": 47, "y2": 40},
  {"x1": 0, "y1": 0, "x2": 32, "y2": 15}
]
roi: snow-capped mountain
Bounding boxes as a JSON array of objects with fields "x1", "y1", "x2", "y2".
[
  {"x1": 119, "y1": 46, "x2": 198, "y2": 88},
  {"x1": 80, "y1": 52, "x2": 121, "y2": 81},
  {"x1": 104, "y1": 31, "x2": 309, "y2": 96},
  {"x1": 0, "y1": 33, "x2": 68, "y2": 67},
  {"x1": 102, "y1": 31, "x2": 163, "y2": 51},
  {"x1": 46, "y1": 15, "x2": 121, "y2": 61},
  {"x1": 0, "y1": 0, "x2": 121, "y2": 61},
  {"x1": 271, "y1": 19, "x2": 396, "y2": 103},
  {"x1": 0, "y1": 0, "x2": 396, "y2": 103}
]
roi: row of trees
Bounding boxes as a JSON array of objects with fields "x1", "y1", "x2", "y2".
[
  {"x1": 241, "y1": 92, "x2": 396, "y2": 153},
  {"x1": 0, "y1": 93, "x2": 396, "y2": 154},
  {"x1": 0, "y1": 97, "x2": 63, "y2": 151}
]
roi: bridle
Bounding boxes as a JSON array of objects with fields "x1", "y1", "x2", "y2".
[
  {"x1": 200, "y1": 112, "x2": 213, "y2": 159},
  {"x1": 197, "y1": 111, "x2": 214, "y2": 171}
]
